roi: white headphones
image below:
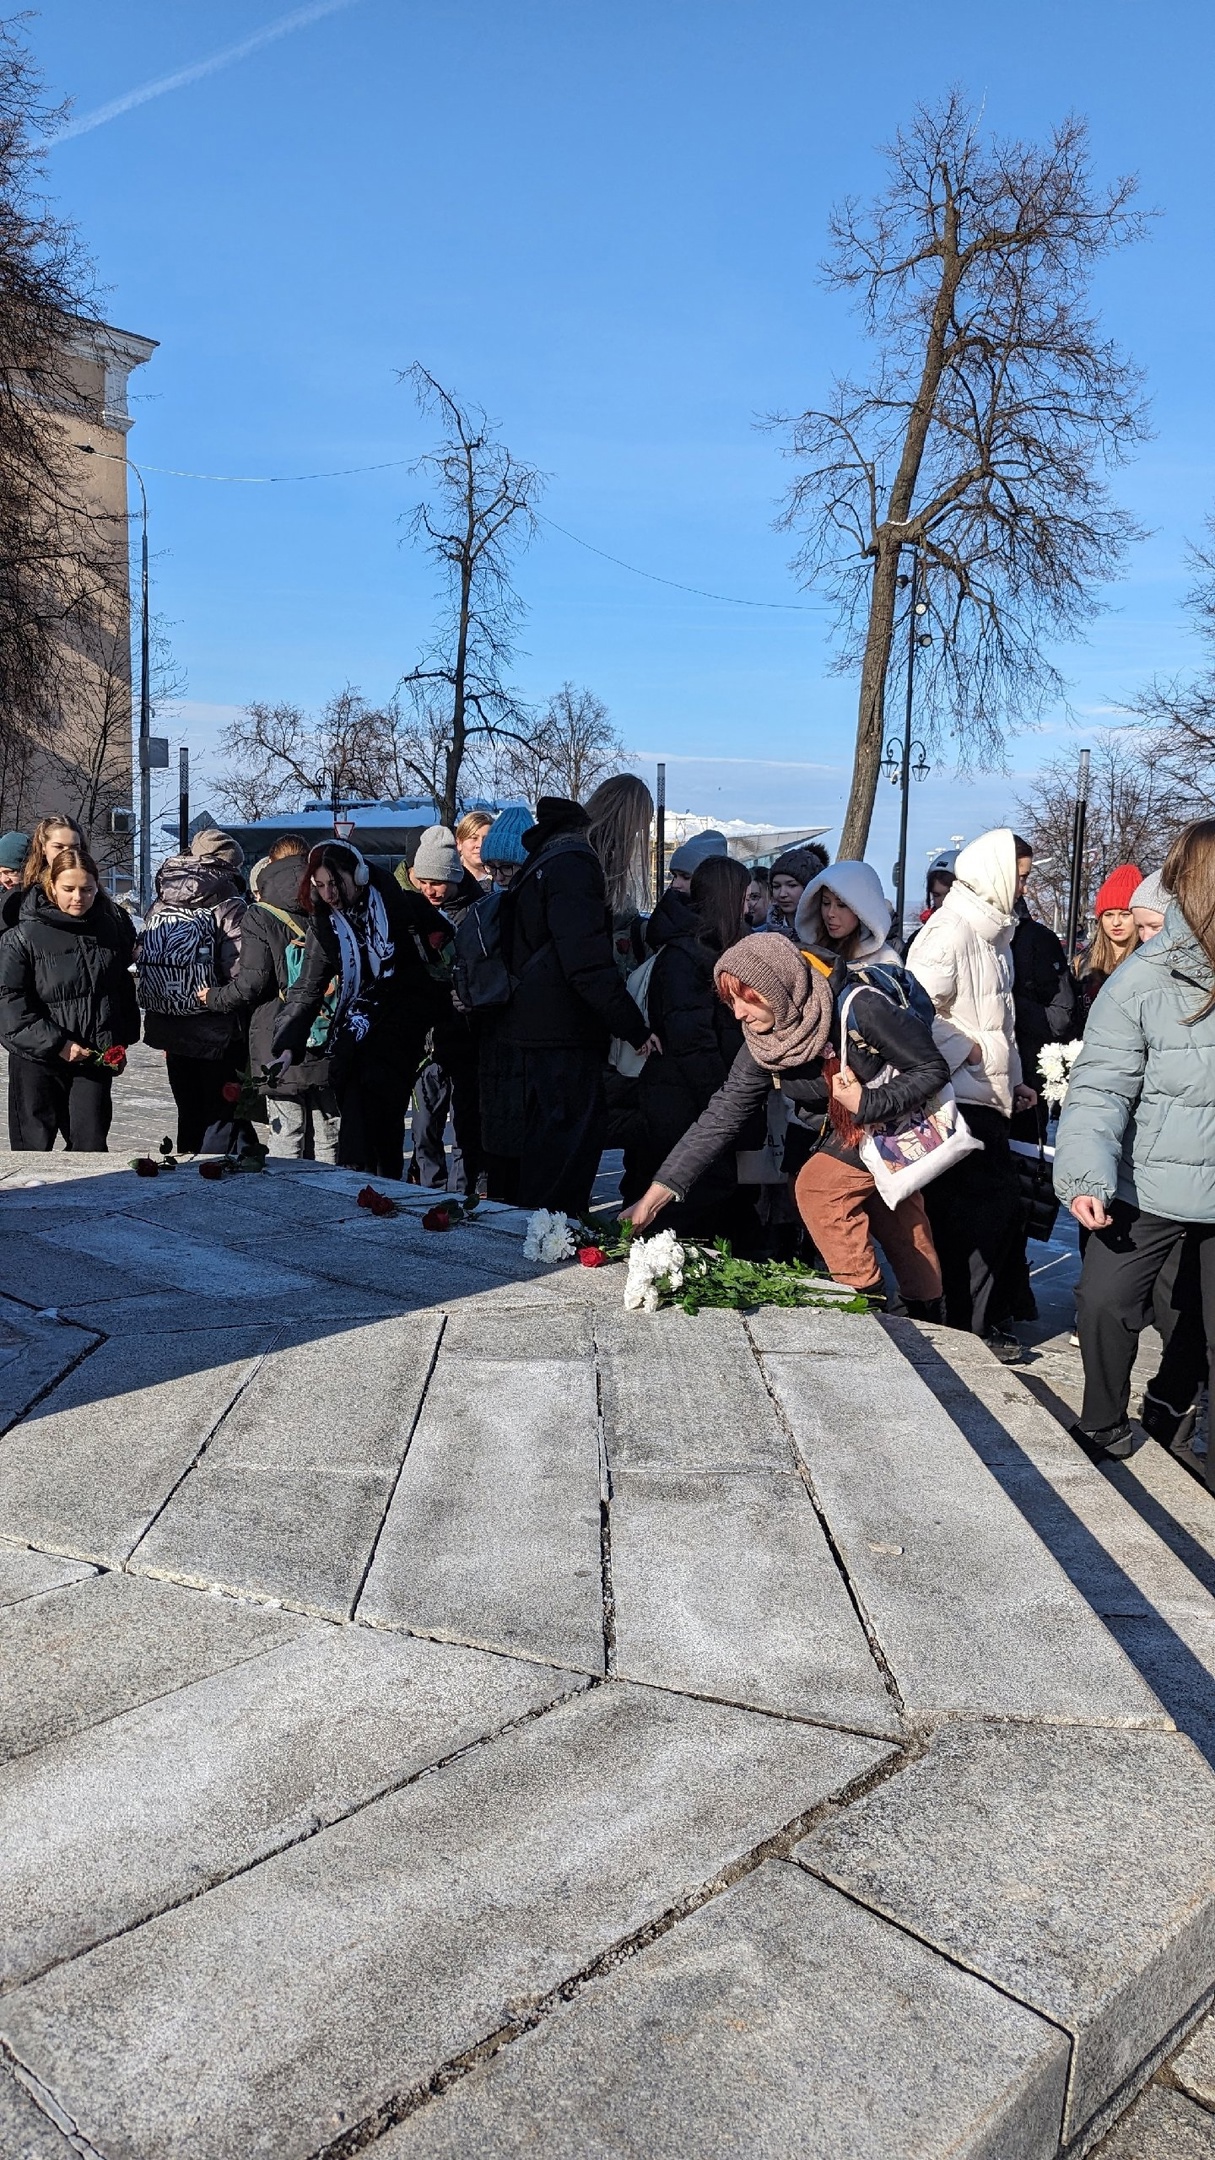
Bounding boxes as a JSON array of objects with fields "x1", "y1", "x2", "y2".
[{"x1": 308, "y1": 841, "x2": 370, "y2": 889}]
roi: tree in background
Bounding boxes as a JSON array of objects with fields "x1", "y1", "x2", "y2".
[
  {"x1": 1127, "y1": 517, "x2": 1215, "y2": 818},
  {"x1": 213, "y1": 687, "x2": 407, "y2": 821},
  {"x1": 397, "y1": 367, "x2": 543, "y2": 825},
  {"x1": 771, "y1": 96, "x2": 1149, "y2": 858},
  {"x1": 1015, "y1": 732, "x2": 1193, "y2": 929},
  {"x1": 490, "y1": 683, "x2": 625, "y2": 804}
]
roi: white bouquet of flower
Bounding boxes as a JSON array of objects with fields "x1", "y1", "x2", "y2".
[
  {"x1": 623, "y1": 1229, "x2": 686, "y2": 1313},
  {"x1": 1037, "y1": 1039, "x2": 1085, "y2": 1112},
  {"x1": 523, "y1": 1209, "x2": 578, "y2": 1263}
]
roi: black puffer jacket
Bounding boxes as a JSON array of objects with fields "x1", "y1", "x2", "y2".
[
  {"x1": 644, "y1": 884, "x2": 699, "y2": 954},
  {"x1": 1012, "y1": 905, "x2": 1077, "y2": 1078},
  {"x1": 272, "y1": 865, "x2": 451, "y2": 1068},
  {"x1": 0, "y1": 887, "x2": 139, "y2": 1063},
  {"x1": 499, "y1": 801, "x2": 649, "y2": 1051},
  {"x1": 207, "y1": 856, "x2": 330, "y2": 1094},
  {"x1": 138, "y1": 856, "x2": 247, "y2": 1059},
  {"x1": 655, "y1": 961, "x2": 948, "y2": 1202}
]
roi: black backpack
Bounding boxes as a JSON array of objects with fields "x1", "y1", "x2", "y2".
[{"x1": 452, "y1": 834, "x2": 593, "y2": 1009}]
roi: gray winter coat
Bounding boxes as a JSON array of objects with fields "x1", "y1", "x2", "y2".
[{"x1": 1053, "y1": 904, "x2": 1215, "y2": 1222}]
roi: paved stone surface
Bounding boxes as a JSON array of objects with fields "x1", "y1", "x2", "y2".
[
  {"x1": 1093, "y1": 2083, "x2": 1215, "y2": 2157},
  {"x1": 0, "y1": 1688, "x2": 890, "y2": 2160},
  {"x1": 598, "y1": 1306, "x2": 794, "y2": 1471},
  {"x1": 0, "y1": 1570, "x2": 299, "y2": 1764},
  {"x1": 762, "y1": 1347, "x2": 1167, "y2": 1724},
  {"x1": 0, "y1": 1328, "x2": 276, "y2": 1563},
  {"x1": 1174, "y1": 2004, "x2": 1215, "y2": 2107},
  {"x1": 0, "y1": 1299, "x2": 100, "y2": 1433},
  {"x1": 376, "y1": 1860, "x2": 1069, "y2": 2160},
  {"x1": 0, "y1": 1541, "x2": 95, "y2": 1609},
  {"x1": 359, "y1": 1347, "x2": 605, "y2": 1669},
  {"x1": 799, "y1": 1720, "x2": 1215, "y2": 2140},
  {"x1": 0, "y1": 2062, "x2": 78, "y2": 2158},
  {"x1": 0, "y1": 1628, "x2": 582, "y2": 1989},
  {"x1": 610, "y1": 1468, "x2": 899, "y2": 1732}
]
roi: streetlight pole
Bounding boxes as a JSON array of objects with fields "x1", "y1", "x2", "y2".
[
  {"x1": 883, "y1": 546, "x2": 932, "y2": 942},
  {"x1": 76, "y1": 442, "x2": 152, "y2": 907},
  {"x1": 1064, "y1": 747, "x2": 1091, "y2": 964}
]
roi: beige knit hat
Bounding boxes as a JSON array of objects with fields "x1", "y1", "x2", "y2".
[{"x1": 189, "y1": 827, "x2": 245, "y2": 872}]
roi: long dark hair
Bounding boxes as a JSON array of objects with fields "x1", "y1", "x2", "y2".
[
  {"x1": 690, "y1": 855, "x2": 749, "y2": 954},
  {"x1": 1163, "y1": 820, "x2": 1215, "y2": 1021},
  {"x1": 299, "y1": 842, "x2": 364, "y2": 913},
  {"x1": 583, "y1": 774, "x2": 654, "y2": 915}
]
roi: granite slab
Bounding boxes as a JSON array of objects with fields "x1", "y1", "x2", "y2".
[
  {"x1": 597, "y1": 1307, "x2": 793, "y2": 1472},
  {"x1": 0, "y1": 1542, "x2": 95, "y2": 1610}
]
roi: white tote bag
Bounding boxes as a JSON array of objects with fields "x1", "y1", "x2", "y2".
[{"x1": 837, "y1": 988, "x2": 983, "y2": 1209}]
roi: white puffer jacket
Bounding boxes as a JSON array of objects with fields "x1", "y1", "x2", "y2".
[{"x1": 907, "y1": 829, "x2": 1023, "y2": 1116}]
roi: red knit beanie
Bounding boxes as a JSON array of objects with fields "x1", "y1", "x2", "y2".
[{"x1": 1093, "y1": 863, "x2": 1142, "y2": 917}]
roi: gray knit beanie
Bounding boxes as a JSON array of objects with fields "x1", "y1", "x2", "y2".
[
  {"x1": 669, "y1": 828, "x2": 728, "y2": 876},
  {"x1": 1130, "y1": 870, "x2": 1167, "y2": 914},
  {"x1": 412, "y1": 824, "x2": 461, "y2": 883}
]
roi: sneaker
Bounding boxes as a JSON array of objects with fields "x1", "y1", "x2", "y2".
[
  {"x1": 984, "y1": 1328, "x2": 1027, "y2": 1365},
  {"x1": 1068, "y1": 1332, "x2": 1080, "y2": 1348},
  {"x1": 1070, "y1": 1420, "x2": 1136, "y2": 1460}
]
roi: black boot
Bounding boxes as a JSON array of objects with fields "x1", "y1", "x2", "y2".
[{"x1": 905, "y1": 1297, "x2": 945, "y2": 1323}]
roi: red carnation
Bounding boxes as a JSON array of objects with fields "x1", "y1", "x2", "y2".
[
  {"x1": 221, "y1": 1081, "x2": 242, "y2": 1104},
  {"x1": 422, "y1": 1205, "x2": 451, "y2": 1231},
  {"x1": 578, "y1": 1245, "x2": 607, "y2": 1267},
  {"x1": 198, "y1": 1161, "x2": 224, "y2": 1181},
  {"x1": 357, "y1": 1185, "x2": 377, "y2": 1209}
]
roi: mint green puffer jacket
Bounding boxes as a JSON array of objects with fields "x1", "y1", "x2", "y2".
[{"x1": 1054, "y1": 905, "x2": 1215, "y2": 1221}]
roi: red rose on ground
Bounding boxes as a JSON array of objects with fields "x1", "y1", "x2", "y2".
[
  {"x1": 357, "y1": 1185, "x2": 377, "y2": 1209},
  {"x1": 198, "y1": 1161, "x2": 224, "y2": 1180},
  {"x1": 422, "y1": 1205, "x2": 451, "y2": 1231},
  {"x1": 221, "y1": 1081, "x2": 242, "y2": 1104},
  {"x1": 132, "y1": 1158, "x2": 159, "y2": 1177},
  {"x1": 578, "y1": 1245, "x2": 607, "y2": 1267}
]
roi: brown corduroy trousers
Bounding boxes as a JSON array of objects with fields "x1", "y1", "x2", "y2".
[{"x1": 794, "y1": 1147, "x2": 943, "y2": 1299}]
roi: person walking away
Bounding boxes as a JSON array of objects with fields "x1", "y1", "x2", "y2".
[
  {"x1": 0, "y1": 844, "x2": 139, "y2": 1150},
  {"x1": 474, "y1": 808, "x2": 532, "y2": 1202},
  {"x1": 271, "y1": 842, "x2": 450, "y2": 1180},
  {"x1": 137, "y1": 827, "x2": 248, "y2": 1154},
  {"x1": 744, "y1": 869, "x2": 770, "y2": 929},
  {"x1": 623, "y1": 919, "x2": 946, "y2": 1309},
  {"x1": 664, "y1": 828, "x2": 728, "y2": 898},
  {"x1": 1076, "y1": 864, "x2": 1141, "y2": 1026},
  {"x1": 404, "y1": 826, "x2": 482, "y2": 1193},
  {"x1": 0, "y1": 832, "x2": 30, "y2": 896},
  {"x1": 757, "y1": 845, "x2": 829, "y2": 941},
  {"x1": 499, "y1": 796, "x2": 655, "y2": 1214},
  {"x1": 201, "y1": 835, "x2": 339, "y2": 1162},
  {"x1": 455, "y1": 810, "x2": 494, "y2": 891},
  {"x1": 583, "y1": 774, "x2": 655, "y2": 978},
  {"x1": 907, "y1": 829, "x2": 1038, "y2": 1354},
  {"x1": 1053, "y1": 822, "x2": 1215, "y2": 1466},
  {"x1": 630, "y1": 855, "x2": 760, "y2": 1239}
]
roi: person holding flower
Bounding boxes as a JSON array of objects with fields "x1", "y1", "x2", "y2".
[{"x1": 0, "y1": 844, "x2": 139, "y2": 1150}]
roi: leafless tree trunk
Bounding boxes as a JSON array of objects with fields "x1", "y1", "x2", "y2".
[
  {"x1": 398, "y1": 367, "x2": 542, "y2": 825},
  {"x1": 770, "y1": 97, "x2": 1150, "y2": 858},
  {"x1": 1015, "y1": 732, "x2": 1193, "y2": 927}
]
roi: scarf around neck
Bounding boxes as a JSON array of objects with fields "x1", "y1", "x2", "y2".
[
  {"x1": 714, "y1": 935, "x2": 834, "y2": 1071},
  {"x1": 330, "y1": 885, "x2": 393, "y2": 1041}
]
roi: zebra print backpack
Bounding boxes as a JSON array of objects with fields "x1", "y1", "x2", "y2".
[{"x1": 135, "y1": 908, "x2": 221, "y2": 1016}]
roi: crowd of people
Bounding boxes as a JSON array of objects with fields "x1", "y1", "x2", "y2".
[{"x1": 0, "y1": 786, "x2": 1211, "y2": 1470}]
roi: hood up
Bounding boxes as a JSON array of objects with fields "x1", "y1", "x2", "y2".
[
  {"x1": 795, "y1": 861, "x2": 897, "y2": 963},
  {"x1": 256, "y1": 854, "x2": 309, "y2": 914},
  {"x1": 954, "y1": 829, "x2": 1019, "y2": 918}
]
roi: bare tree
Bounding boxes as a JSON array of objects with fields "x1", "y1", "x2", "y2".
[
  {"x1": 771, "y1": 96, "x2": 1150, "y2": 858},
  {"x1": 213, "y1": 686, "x2": 412, "y2": 820},
  {"x1": 1125, "y1": 519, "x2": 1215, "y2": 816},
  {"x1": 491, "y1": 682, "x2": 624, "y2": 804},
  {"x1": 1015, "y1": 732, "x2": 1191, "y2": 927},
  {"x1": 398, "y1": 366, "x2": 543, "y2": 824}
]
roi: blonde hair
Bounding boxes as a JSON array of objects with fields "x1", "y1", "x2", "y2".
[
  {"x1": 24, "y1": 814, "x2": 84, "y2": 889},
  {"x1": 1162, "y1": 819, "x2": 1215, "y2": 1021},
  {"x1": 1086, "y1": 914, "x2": 1138, "y2": 982},
  {"x1": 583, "y1": 774, "x2": 654, "y2": 914},
  {"x1": 456, "y1": 810, "x2": 494, "y2": 846}
]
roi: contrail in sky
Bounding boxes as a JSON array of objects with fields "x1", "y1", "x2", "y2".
[{"x1": 60, "y1": 0, "x2": 360, "y2": 140}]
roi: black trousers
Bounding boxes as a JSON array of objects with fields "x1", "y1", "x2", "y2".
[
  {"x1": 165, "y1": 1053, "x2": 242, "y2": 1156},
  {"x1": 410, "y1": 1047, "x2": 483, "y2": 1194},
  {"x1": 517, "y1": 1045, "x2": 607, "y2": 1216},
  {"x1": 334, "y1": 1031, "x2": 427, "y2": 1182},
  {"x1": 1075, "y1": 1202, "x2": 1215, "y2": 1433},
  {"x1": 7, "y1": 1055, "x2": 113, "y2": 1151},
  {"x1": 922, "y1": 1104, "x2": 1022, "y2": 1338}
]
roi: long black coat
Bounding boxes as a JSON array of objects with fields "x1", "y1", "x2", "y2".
[
  {"x1": 207, "y1": 856, "x2": 330, "y2": 1093},
  {"x1": 0, "y1": 888, "x2": 139, "y2": 1062},
  {"x1": 1012, "y1": 909, "x2": 1077, "y2": 1080},
  {"x1": 272, "y1": 866, "x2": 451, "y2": 1073},
  {"x1": 499, "y1": 830, "x2": 649, "y2": 1052},
  {"x1": 630, "y1": 930, "x2": 753, "y2": 1227}
]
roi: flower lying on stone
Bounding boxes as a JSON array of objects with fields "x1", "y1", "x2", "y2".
[
  {"x1": 523, "y1": 1210, "x2": 578, "y2": 1263},
  {"x1": 130, "y1": 1157, "x2": 159, "y2": 1177},
  {"x1": 421, "y1": 1204, "x2": 451, "y2": 1230},
  {"x1": 623, "y1": 1228, "x2": 685, "y2": 1312},
  {"x1": 197, "y1": 1161, "x2": 224, "y2": 1181},
  {"x1": 358, "y1": 1185, "x2": 398, "y2": 1218},
  {"x1": 578, "y1": 1245, "x2": 607, "y2": 1268}
]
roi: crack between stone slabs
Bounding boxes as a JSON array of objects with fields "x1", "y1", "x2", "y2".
[
  {"x1": 5, "y1": 1675, "x2": 595, "y2": 2001},
  {"x1": 122, "y1": 1326, "x2": 289, "y2": 1566},
  {"x1": 0, "y1": 1323, "x2": 107, "y2": 1451},
  {"x1": 1066, "y1": 1982, "x2": 1215, "y2": 2157},
  {"x1": 608, "y1": 1668, "x2": 907, "y2": 1748},
  {"x1": 348, "y1": 1315, "x2": 447, "y2": 1622},
  {"x1": 0, "y1": 2032, "x2": 109, "y2": 2158},
  {"x1": 304, "y1": 1742, "x2": 914, "y2": 2160},
  {"x1": 353, "y1": 1612, "x2": 606, "y2": 1683},
  {"x1": 742, "y1": 1316, "x2": 906, "y2": 1720},
  {"x1": 594, "y1": 1328, "x2": 616, "y2": 1677}
]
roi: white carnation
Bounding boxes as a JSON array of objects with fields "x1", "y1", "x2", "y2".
[
  {"x1": 1037, "y1": 1038, "x2": 1085, "y2": 1109},
  {"x1": 623, "y1": 1229, "x2": 687, "y2": 1313},
  {"x1": 523, "y1": 1209, "x2": 577, "y2": 1263}
]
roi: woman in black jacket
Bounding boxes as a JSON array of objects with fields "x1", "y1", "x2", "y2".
[
  {"x1": 203, "y1": 846, "x2": 339, "y2": 1161},
  {"x1": 270, "y1": 842, "x2": 450, "y2": 1179},
  {"x1": 630, "y1": 855, "x2": 757, "y2": 1237},
  {"x1": 0, "y1": 844, "x2": 139, "y2": 1151},
  {"x1": 623, "y1": 903, "x2": 948, "y2": 1310}
]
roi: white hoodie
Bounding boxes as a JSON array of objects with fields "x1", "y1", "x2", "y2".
[
  {"x1": 907, "y1": 828, "x2": 1023, "y2": 1116},
  {"x1": 794, "y1": 861, "x2": 902, "y2": 966}
]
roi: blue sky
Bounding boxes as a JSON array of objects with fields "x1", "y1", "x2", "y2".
[{"x1": 39, "y1": 0, "x2": 1215, "y2": 878}]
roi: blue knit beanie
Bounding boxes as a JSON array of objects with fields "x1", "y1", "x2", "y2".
[{"x1": 482, "y1": 805, "x2": 532, "y2": 866}]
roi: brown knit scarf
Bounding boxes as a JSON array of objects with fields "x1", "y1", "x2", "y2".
[{"x1": 713, "y1": 936, "x2": 834, "y2": 1071}]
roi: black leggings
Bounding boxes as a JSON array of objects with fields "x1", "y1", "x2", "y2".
[
  {"x1": 7, "y1": 1055, "x2": 114, "y2": 1150},
  {"x1": 1075, "y1": 1202, "x2": 1215, "y2": 1432}
]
